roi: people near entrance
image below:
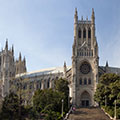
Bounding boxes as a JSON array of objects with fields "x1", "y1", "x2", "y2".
[
  {"x1": 72, "y1": 106, "x2": 76, "y2": 111},
  {"x1": 71, "y1": 106, "x2": 76, "y2": 114}
]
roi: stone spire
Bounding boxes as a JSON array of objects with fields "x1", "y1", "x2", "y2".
[
  {"x1": 19, "y1": 52, "x2": 22, "y2": 61},
  {"x1": 23, "y1": 56, "x2": 26, "y2": 65},
  {"x1": 91, "y1": 8, "x2": 95, "y2": 24},
  {"x1": 5, "y1": 39, "x2": 8, "y2": 50},
  {"x1": 74, "y1": 8, "x2": 78, "y2": 44},
  {"x1": 64, "y1": 61, "x2": 67, "y2": 78},
  {"x1": 12, "y1": 45, "x2": 14, "y2": 55},
  {"x1": 23, "y1": 56, "x2": 27, "y2": 72},
  {"x1": 74, "y1": 8, "x2": 78, "y2": 24},
  {"x1": 75, "y1": 8, "x2": 78, "y2": 16},
  {"x1": 106, "y1": 61, "x2": 109, "y2": 67}
]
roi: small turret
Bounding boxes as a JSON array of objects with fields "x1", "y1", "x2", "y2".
[
  {"x1": 105, "y1": 61, "x2": 109, "y2": 73},
  {"x1": 12, "y1": 45, "x2": 14, "y2": 55},
  {"x1": 64, "y1": 61, "x2": 67, "y2": 78},
  {"x1": 5, "y1": 39, "x2": 8, "y2": 51},
  {"x1": 106, "y1": 61, "x2": 109, "y2": 67},
  {"x1": 91, "y1": 8, "x2": 95, "y2": 24},
  {"x1": 74, "y1": 8, "x2": 78, "y2": 40},
  {"x1": 23, "y1": 56, "x2": 26, "y2": 65},
  {"x1": 74, "y1": 8, "x2": 78, "y2": 24},
  {"x1": 19, "y1": 52, "x2": 22, "y2": 61},
  {"x1": 81, "y1": 16, "x2": 83, "y2": 20},
  {"x1": 91, "y1": 8, "x2": 96, "y2": 49}
]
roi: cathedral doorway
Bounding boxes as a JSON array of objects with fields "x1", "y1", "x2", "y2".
[{"x1": 80, "y1": 91, "x2": 91, "y2": 107}]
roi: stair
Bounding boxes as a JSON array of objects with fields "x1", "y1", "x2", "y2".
[{"x1": 68, "y1": 107, "x2": 111, "y2": 120}]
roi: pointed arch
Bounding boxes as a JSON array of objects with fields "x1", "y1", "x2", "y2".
[
  {"x1": 84, "y1": 78, "x2": 87, "y2": 85},
  {"x1": 79, "y1": 78, "x2": 82, "y2": 85},
  {"x1": 88, "y1": 28, "x2": 91, "y2": 38},
  {"x1": 81, "y1": 91, "x2": 90, "y2": 100},
  {"x1": 78, "y1": 28, "x2": 81, "y2": 38},
  {"x1": 83, "y1": 28, "x2": 86, "y2": 38},
  {"x1": 88, "y1": 78, "x2": 91, "y2": 84},
  {"x1": 80, "y1": 90, "x2": 91, "y2": 107},
  {"x1": 47, "y1": 79, "x2": 50, "y2": 88}
]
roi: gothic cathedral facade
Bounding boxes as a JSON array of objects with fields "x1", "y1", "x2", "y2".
[{"x1": 71, "y1": 8, "x2": 99, "y2": 107}]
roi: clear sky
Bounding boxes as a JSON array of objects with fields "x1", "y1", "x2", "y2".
[{"x1": 0, "y1": 0, "x2": 120, "y2": 72}]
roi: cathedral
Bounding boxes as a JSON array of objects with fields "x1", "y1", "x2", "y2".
[{"x1": 0, "y1": 8, "x2": 120, "y2": 107}]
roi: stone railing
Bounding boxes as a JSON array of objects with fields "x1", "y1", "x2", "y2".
[
  {"x1": 101, "y1": 107, "x2": 113, "y2": 120},
  {"x1": 64, "y1": 106, "x2": 73, "y2": 120}
]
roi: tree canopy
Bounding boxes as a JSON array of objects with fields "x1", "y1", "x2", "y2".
[
  {"x1": 0, "y1": 92, "x2": 19, "y2": 120},
  {"x1": 94, "y1": 73, "x2": 120, "y2": 118},
  {"x1": 33, "y1": 78, "x2": 69, "y2": 120}
]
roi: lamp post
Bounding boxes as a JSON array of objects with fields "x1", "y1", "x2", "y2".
[
  {"x1": 114, "y1": 100, "x2": 116, "y2": 120},
  {"x1": 62, "y1": 99, "x2": 64, "y2": 118}
]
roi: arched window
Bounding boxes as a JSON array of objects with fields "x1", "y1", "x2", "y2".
[
  {"x1": 79, "y1": 78, "x2": 82, "y2": 85},
  {"x1": 47, "y1": 79, "x2": 50, "y2": 88},
  {"x1": 88, "y1": 28, "x2": 91, "y2": 38},
  {"x1": 84, "y1": 78, "x2": 87, "y2": 85},
  {"x1": 36, "y1": 84, "x2": 39, "y2": 89},
  {"x1": 78, "y1": 29, "x2": 81, "y2": 38},
  {"x1": 87, "y1": 51, "x2": 88, "y2": 56},
  {"x1": 83, "y1": 28, "x2": 86, "y2": 38},
  {"x1": 89, "y1": 51, "x2": 91, "y2": 56},
  {"x1": 80, "y1": 52, "x2": 81, "y2": 56},
  {"x1": 81, "y1": 51, "x2": 83, "y2": 56},
  {"x1": 88, "y1": 78, "x2": 91, "y2": 84},
  {"x1": 40, "y1": 82, "x2": 41, "y2": 89}
]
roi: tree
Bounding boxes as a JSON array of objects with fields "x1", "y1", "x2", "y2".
[
  {"x1": 0, "y1": 92, "x2": 19, "y2": 120},
  {"x1": 33, "y1": 89, "x2": 64, "y2": 112},
  {"x1": 55, "y1": 78, "x2": 69, "y2": 112},
  {"x1": 94, "y1": 73, "x2": 120, "y2": 118},
  {"x1": 33, "y1": 78, "x2": 69, "y2": 119},
  {"x1": 33, "y1": 89, "x2": 64, "y2": 119},
  {"x1": 55, "y1": 78, "x2": 69, "y2": 96}
]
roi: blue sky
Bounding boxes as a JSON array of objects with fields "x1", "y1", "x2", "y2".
[{"x1": 0, "y1": 0, "x2": 120, "y2": 72}]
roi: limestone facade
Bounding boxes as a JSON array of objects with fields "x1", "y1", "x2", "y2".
[{"x1": 0, "y1": 40, "x2": 26, "y2": 99}]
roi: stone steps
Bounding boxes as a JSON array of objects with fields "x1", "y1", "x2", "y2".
[{"x1": 68, "y1": 107, "x2": 111, "y2": 120}]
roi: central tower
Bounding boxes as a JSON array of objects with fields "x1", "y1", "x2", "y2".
[{"x1": 71, "y1": 8, "x2": 99, "y2": 107}]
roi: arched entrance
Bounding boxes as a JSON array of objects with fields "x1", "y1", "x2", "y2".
[{"x1": 80, "y1": 91, "x2": 91, "y2": 107}]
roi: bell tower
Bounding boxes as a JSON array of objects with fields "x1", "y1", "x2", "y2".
[{"x1": 71, "y1": 8, "x2": 99, "y2": 107}]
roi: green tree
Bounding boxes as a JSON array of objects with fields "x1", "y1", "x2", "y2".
[
  {"x1": 33, "y1": 78, "x2": 69, "y2": 119},
  {"x1": 33, "y1": 89, "x2": 64, "y2": 119},
  {"x1": 55, "y1": 78, "x2": 69, "y2": 112},
  {"x1": 94, "y1": 73, "x2": 120, "y2": 118},
  {"x1": 33, "y1": 89, "x2": 64, "y2": 112},
  {"x1": 0, "y1": 92, "x2": 19, "y2": 120},
  {"x1": 55, "y1": 78, "x2": 69, "y2": 96},
  {"x1": 44, "y1": 110, "x2": 62, "y2": 120}
]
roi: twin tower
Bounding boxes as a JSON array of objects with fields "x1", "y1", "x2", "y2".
[
  {"x1": 0, "y1": 40, "x2": 26, "y2": 98},
  {"x1": 70, "y1": 8, "x2": 99, "y2": 107}
]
